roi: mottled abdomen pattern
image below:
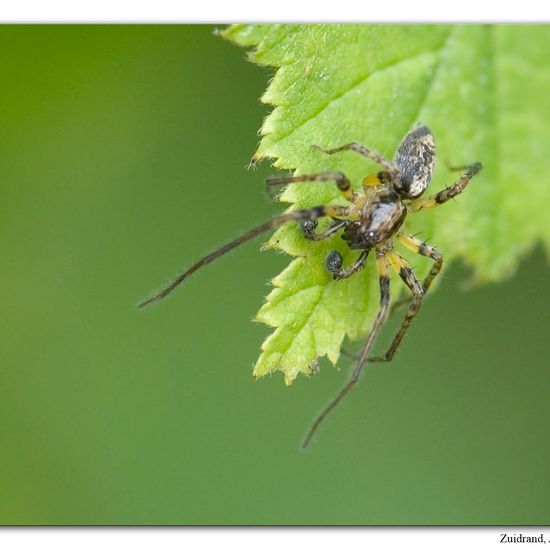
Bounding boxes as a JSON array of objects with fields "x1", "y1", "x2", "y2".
[{"x1": 392, "y1": 124, "x2": 435, "y2": 198}]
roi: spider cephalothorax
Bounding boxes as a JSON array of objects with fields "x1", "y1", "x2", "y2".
[
  {"x1": 139, "y1": 123, "x2": 482, "y2": 448},
  {"x1": 341, "y1": 187, "x2": 406, "y2": 249}
]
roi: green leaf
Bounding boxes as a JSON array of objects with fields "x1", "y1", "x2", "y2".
[{"x1": 222, "y1": 24, "x2": 550, "y2": 385}]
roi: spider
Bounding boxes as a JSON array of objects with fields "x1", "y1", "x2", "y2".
[{"x1": 138, "y1": 123, "x2": 482, "y2": 449}]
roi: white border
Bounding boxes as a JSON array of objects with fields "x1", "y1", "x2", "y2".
[
  {"x1": 0, "y1": 0, "x2": 549, "y2": 22},
  {"x1": 1, "y1": 527, "x2": 550, "y2": 550}
]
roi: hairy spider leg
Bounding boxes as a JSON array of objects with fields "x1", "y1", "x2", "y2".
[
  {"x1": 137, "y1": 203, "x2": 352, "y2": 309},
  {"x1": 266, "y1": 171, "x2": 357, "y2": 202},
  {"x1": 384, "y1": 233, "x2": 442, "y2": 310},
  {"x1": 326, "y1": 256, "x2": 423, "y2": 366},
  {"x1": 410, "y1": 162, "x2": 482, "y2": 212},
  {"x1": 301, "y1": 253, "x2": 390, "y2": 449},
  {"x1": 312, "y1": 142, "x2": 399, "y2": 177},
  {"x1": 397, "y1": 234, "x2": 443, "y2": 295},
  {"x1": 300, "y1": 219, "x2": 349, "y2": 241},
  {"x1": 368, "y1": 250, "x2": 424, "y2": 364}
]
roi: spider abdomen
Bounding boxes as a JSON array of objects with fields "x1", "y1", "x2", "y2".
[{"x1": 392, "y1": 123, "x2": 435, "y2": 199}]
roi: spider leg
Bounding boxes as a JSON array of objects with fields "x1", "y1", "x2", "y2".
[
  {"x1": 411, "y1": 162, "x2": 482, "y2": 212},
  {"x1": 333, "y1": 234, "x2": 443, "y2": 362},
  {"x1": 300, "y1": 218, "x2": 349, "y2": 241},
  {"x1": 325, "y1": 249, "x2": 369, "y2": 280},
  {"x1": 312, "y1": 142, "x2": 398, "y2": 176},
  {"x1": 266, "y1": 171, "x2": 357, "y2": 202},
  {"x1": 445, "y1": 161, "x2": 474, "y2": 172},
  {"x1": 396, "y1": 234, "x2": 442, "y2": 294},
  {"x1": 368, "y1": 250, "x2": 424, "y2": 364},
  {"x1": 301, "y1": 252, "x2": 390, "y2": 449},
  {"x1": 138, "y1": 203, "x2": 351, "y2": 308},
  {"x1": 366, "y1": 233, "x2": 442, "y2": 321}
]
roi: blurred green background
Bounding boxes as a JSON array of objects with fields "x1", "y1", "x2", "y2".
[{"x1": 1, "y1": 25, "x2": 549, "y2": 525}]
